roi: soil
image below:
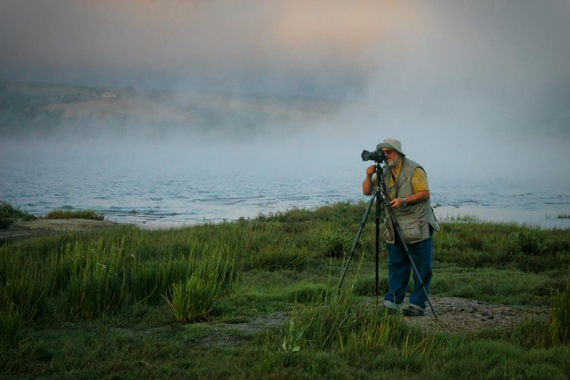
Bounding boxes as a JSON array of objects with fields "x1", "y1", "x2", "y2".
[
  {"x1": 0, "y1": 218, "x2": 116, "y2": 243},
  {"x1": 397, "y1": 296, "x2": 548, "y2": 334},
  {"x1": 193, "y1": 297, "x2": 547, "y2": 347},
  {"x1": 194, "y1": 312, "x2": 289, "y2": 347}
]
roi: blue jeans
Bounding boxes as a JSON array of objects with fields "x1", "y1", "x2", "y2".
[{"x1": 384, "y1": 230, "x2": 433, "y2": 309}]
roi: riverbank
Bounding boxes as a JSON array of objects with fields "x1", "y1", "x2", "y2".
[{"x1": 1, "y1": 202, "x2": 569, "y2": 379}]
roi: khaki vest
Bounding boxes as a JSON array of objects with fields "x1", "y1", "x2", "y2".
[{"x1": 382, "y1": 158, "x2": 439, "y2": 244}]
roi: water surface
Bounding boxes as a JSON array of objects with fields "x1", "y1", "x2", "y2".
[{"x1": 1, "y1": 143, "x2": 569, "y2": 229}]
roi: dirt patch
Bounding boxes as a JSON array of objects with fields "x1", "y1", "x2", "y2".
[
  {"x1": 192, "y1": 298, "x2": 546, "y2": 347},
  {"x1": 399, "y1": 296, "x2": 548, "y2": 333},
  {"x1": 0, "y1": 218, "x2": 116, "y2": 243},
  {"x1": 194, "y1": 312, "x2": 289, "y2": 347}
]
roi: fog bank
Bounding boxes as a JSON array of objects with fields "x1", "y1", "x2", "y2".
[{"x1": 1, "y1": 0, "x2": 569, "y2": 184}]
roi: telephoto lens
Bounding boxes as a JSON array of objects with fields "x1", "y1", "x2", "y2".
[{"x1": 361, "y1": 149, "x2": 386, "y2": 163}]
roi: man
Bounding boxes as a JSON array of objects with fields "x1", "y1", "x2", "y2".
[{"x1": 362, "y1": 139, "x2": 439, "y2": 316}]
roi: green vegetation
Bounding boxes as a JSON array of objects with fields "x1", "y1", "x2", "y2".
[
  {"x1": 558, "y1": 213, "x2": 570, "y2": 219},
  {"x1": 1, "y1": 201, "x2": 569, "y2": 378},
  {"x1": 44, "y1": 209, "x2": 104, "y2": 221},
  {"x1": 0, "y1": 202, "x2": 35, "y2": 229}
]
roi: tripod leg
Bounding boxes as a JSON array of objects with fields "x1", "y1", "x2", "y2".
[
  {"x1": 375, "y1": 190, "x2": 380, "y2": 302},
  {"x1": 338, "y1": 194, "x2": 376, "y2": 292}
]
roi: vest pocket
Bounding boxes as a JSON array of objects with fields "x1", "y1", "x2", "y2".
[
  {"x1": 399, "y1": 218, "x2": 423, "y2": 243},
  {"x1": 384, "y1": 219, "x2": 394, "y2": 242}
]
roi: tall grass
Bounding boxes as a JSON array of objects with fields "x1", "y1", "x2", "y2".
[
  {"x1": 550, "y1": 270, "x2": 570, "y2": 346},
  {"x1": 1, "y1": 224, "x2": 240, "y2": 329},
  {"x1": 0, "y1": 244, "x2": 47, "y2": 349},
  {"x1": 0, "y1": 307, "x2": 21, "y2": 350},
  {"x1": 0, "y1": 245, "x2": 47, "y2": 321},
  {"x1": 265, "y1": 290, "x2": 444, "y2": 360},
  {"x1": 165, "y1": 275, "x2": 221, "y2": 323}
]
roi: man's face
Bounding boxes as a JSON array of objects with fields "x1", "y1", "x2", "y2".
[{"x1": 382, "y1": 149, "x2": 400, "y2": 168}]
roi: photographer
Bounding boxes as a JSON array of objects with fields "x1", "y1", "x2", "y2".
[{"x1": 362, "y1": 139, "x2": 439, "y2": 316}]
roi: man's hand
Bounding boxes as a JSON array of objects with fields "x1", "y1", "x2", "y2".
[
  {"x1": 389, "y1": 198, "x2": 405, "y2": 208},
  {"x1": 366, "y1": 165, "x2": 375, "y2": 176},
  {"x1": 390, "y1": 191, "x2": 430, "y2": 208}
]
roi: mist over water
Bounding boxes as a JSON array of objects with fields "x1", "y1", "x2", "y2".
[{"x1": 1, "y1": 1, "x2": 569, "y2": 228}]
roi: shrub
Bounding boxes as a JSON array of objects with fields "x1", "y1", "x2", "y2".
[
  {"x1": 313, "y1": 228, "x2": 353, "y2": 259},
  {"x1": 246, "y1": 245, "x2": 309, "y2": 271},
  {"x1": 510, "y1": 228, "x2": 549, "y2": 255},
  {"x1": 0, "y1": 201, "x2": 36, "y2": 229},
  {"x1": 45, "y1": 209, "x2": 104, "y2": 221}
]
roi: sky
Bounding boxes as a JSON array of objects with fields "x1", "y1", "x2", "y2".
[{"x1": 1, "y1": 0, "x2": 569, "y2": 180}]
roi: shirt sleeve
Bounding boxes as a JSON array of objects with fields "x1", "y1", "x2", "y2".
[{"x1": 411, "y1": 168, "x2": 430, "y2": 193}]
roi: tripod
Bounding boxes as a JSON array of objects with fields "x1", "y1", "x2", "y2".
[{"x1": 338, "y1": 161, "x2": 439, "y2": 322}]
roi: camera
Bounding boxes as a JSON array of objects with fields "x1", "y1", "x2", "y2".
[{"x1": 361, "y1": 149, "x2": 386, "y2": 163}]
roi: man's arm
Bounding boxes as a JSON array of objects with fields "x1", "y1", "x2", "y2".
[
  {"x1": 362, "y1": 165, "x2": 374, "y2": 196},
  {"x1": 389, "y1": 190, "x2": 430, "y2": 208}
]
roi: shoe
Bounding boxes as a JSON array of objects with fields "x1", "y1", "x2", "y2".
[
  {"x1": 403, "y1": 304, "x2": 426, "y2": 317},
  {"x1": 383, "y1": 300, "x2": 402, "y2": 314}
]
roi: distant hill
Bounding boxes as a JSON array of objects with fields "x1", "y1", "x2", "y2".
[{"x1": 0, "y1": 81, "x2": 344, "y2": 141}]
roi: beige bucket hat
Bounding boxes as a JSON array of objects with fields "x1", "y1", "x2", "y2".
[{"x1": 377, "y1": 138, "x2": 405, "y2": 156}]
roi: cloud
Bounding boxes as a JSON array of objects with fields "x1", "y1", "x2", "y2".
[{"x1": 0, "y1": 0, "x2": 424, "y2": 94}]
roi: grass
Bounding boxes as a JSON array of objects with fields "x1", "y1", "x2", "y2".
[
  {"x1": 558, "y1": 213, "x2": 570, "y2": 219},
  {"x1": 44, "y1": 209, "x2": 104, "y2": 220},
  {"x1": 0, "y1": 201, "x2": 36, "y2": 229},
  {"x1": 0, "y1": 201, "x2": 569, "y2": 378}
]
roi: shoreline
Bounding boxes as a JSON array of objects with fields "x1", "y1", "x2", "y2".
[
  {"x1": 2, "y1": 203, "x2": 569, "y2": 244},
  {"x1": 434, "y1": 205, "x2": 570, "y2": 229},
  {"x1": 0, "y1": 218, "x2": 116, "y2": 243}
]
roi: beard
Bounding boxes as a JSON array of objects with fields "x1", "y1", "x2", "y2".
[{"x1": 387, "y1": 154, "x2": 401, "y2": 168}]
